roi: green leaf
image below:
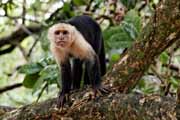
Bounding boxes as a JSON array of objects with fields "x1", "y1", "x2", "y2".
[
  {"x1": 169, "y1": 77, "x2": 179, "y2": 88},
  {"x1": 19, "y1": 63, "x2": 43, "y2": 75},
  {"x1": 103, "y1": 26, "x2": 122, "y2": 41},
  {"x1": 109, "y1": 33, "x2": 133, "y2": 48},
  {"x1": 103, "y1": 26, "x2": 133, "y2": 50},
  {"x1": 103, "y1": 12, "x2": 141, "y2": 51},
  {"x1": 120, "y1": 0, "x2": 137, "y2": 9},
  {"x1": 111, "y1": 54, "x2": 120, "y2": 62},
  {"x1": 23, "y1": 74, "x2": 39, "y2": 88},
  {"x1": 73, "y1": 0, "x2": 87, "y2": 6},
  {"x1": 63, "y1": 3, "x2": 71, "y2": 12},
  {"x1": 121, "y1": 21, "x2": 138, "y2": 40},
  {"x1": 124, "y1": 9, "x2": 142, "y2": 33},
  {"x1": 159, "y1": 52, "x2": 169, "y2": 64},
  {"x1": 40, "y1": 30, "x2": 50, "y2": 51},
  {"x1": 32, "y1": 77, "x2": 45, "y2": 94},
  {"x1": 39, "y1": 56, "x2": 55, "y2": 67},
  {"x1": 143, "y1": 87, "x2": 155, "y2": 94},
  {"x1": 39, "y1": 65, "x2": 59, "y2": 84}
]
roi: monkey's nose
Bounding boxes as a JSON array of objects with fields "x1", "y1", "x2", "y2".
[{"x1": 59, "y1": 38, "x2": 64, "y2": 41}]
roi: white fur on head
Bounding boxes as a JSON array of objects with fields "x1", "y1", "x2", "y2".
[{"x1": 48, "y1": 23, "x2": 76, "y2": 49}]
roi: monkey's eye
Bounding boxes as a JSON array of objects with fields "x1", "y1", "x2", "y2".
[
  {"x1": 63, "y1": 31, "x2": 68, "y2": 35},
  {"x1": 54, "y1": 30, "x2": 60, "y2": 35}
]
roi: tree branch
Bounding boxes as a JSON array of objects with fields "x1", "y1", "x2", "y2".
[
  {"x1": 0, "y1": 26, "x2": 41, "y2": 47},
  {"x1": 0, "y1": 45, "x2": 16, "y2": 55},
  {"x1": 0, "y1": 83, "x2": 22, "y2": 94},
  {"x1": 0, "y1": 94, "x2": 178, "y2": 119}
]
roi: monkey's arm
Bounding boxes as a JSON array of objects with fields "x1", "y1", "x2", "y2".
[{"x1": 57, "y1": 60, "x2": 72, "y2": 108}]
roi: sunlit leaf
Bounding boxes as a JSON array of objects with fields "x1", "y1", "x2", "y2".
[
  {"x1": 111, "y1": 54, "x2": 120, "y2": 62},
  {"x1": 39, "y1": 56, "x2": 55, "y2": 67},
  {"x1": 39, "y1": 65, "x2": 59, "y2": 84},
  {"x1": 159, "y1": 52, "x2": 169, "y2": 64},
  {"x1": 19, "y1": 63, "x2": 43, "y2": 75},
  {"x1": 121, "y1": 21, "x2": 138, "y2": 40}
]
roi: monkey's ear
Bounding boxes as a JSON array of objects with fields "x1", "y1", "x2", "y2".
[
  {"x1": 47, "y1": 27, "x2": 54, "y2": 41},
  {"x1": 70, "y1": 27, "x2": 76, "y2": 42}
]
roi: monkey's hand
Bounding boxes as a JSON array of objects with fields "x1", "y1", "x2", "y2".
[{"x1": 93, "y1": 84, "x2": 110, "y2": 97}]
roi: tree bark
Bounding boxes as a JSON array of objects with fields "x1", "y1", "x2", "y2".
[
  {"x1": 0, "y1": 94, "x2": 178, "y2": 120},
  {"x1": 0, "y1": 0, "x2": 180, "y2": 119}
]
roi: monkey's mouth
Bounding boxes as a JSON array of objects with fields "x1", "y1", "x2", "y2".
[{"x1": 55, "y1": 41, "x2": 66, "y2": 47}]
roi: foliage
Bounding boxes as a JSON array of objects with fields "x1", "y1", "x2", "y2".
[
  {"x1": 120, "y1": 0, "x2": 138, "y2": 9},
  {"x1": 103, "y1": 9, "x2": 142, "y2": 66},
  {"x1": 18, "y1": 56, "x2": 59, "y2": 101},
  {"x1": 103, "y1": 9, "x2": 141, "y2": 51}
]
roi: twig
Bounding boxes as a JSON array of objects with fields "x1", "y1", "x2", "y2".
[
  {"x1": 164, "y1": 82, "x2": 171, "y2": 96},
  {"x1": 150, "y1": 65, "x2": 165, "y2": 84},
  {"x1": 163, "y1": 64, "x2": 179, "y2": 72},
  {"x1": 0, "y1": 15, "x2": 41, "y2": 24},
  {"x1": 85, "y1": 0, "x2": 93, "y2": 11},
  {"x1": 0, "y1": 105, "x2": 16, "y2": 112},
  {"x1": 17, "y1": 43, "x2": 28, "y2": 61},
  {"x1": 0, "y1": 83, "x2": 22, "y2": 94},
  {"x1": 22, "y1": 0, "x2": 26, "y2": 24},
  {"x1": 36, "y1": 82, "x2": 48, "y2": 102},
  {"x1": 27, "y1": 39, "x2": 38, "y2": 57}
]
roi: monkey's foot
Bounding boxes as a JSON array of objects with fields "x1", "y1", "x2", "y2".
[
  {"x1": 57, "y1": 92, "x2": 69, "y2": 109},
  {"x1": 93, "y1": 85, "x2": 110, "y2": 97}
]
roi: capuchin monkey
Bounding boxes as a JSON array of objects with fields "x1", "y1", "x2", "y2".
[{"x1": 48, "y1": 15, "x2": 108, "y2": 108}]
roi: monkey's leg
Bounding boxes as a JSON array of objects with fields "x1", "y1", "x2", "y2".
[
  {"x1": 84, "y1": 68, "x2": 90, "y2": 85},
  {"x1": 57, "y1": 61, "x2": 72, "y2": 108},
  {"x1": 72, "y1": 59, "x2": 83, "y2": 89},
  {"x1": 85, "y1": 55, "x2": 109, "y2": 96}
]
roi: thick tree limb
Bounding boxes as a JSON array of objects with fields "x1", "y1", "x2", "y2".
[
  {"x1": 0, "y1": 26, "x2": 41, "y2": 55},
  {"x1": 0, "y1": 94, "x2": 178, "y2": 120},
  {"x1": 0, "y1": 25, "x2": 41, "y2": 47}
]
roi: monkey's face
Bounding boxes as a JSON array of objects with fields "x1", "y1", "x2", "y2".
[{"x1": 48, "y1": 23, "x2": 75, "y2": 48}]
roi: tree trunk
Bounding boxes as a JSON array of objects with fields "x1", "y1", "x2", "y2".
[{"x1": 0, "y1": 0, "x2": 180, "y2": 119}]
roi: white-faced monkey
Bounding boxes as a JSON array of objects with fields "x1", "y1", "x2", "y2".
[{"x1": 48, "y1": 15, "x2": 108, "y2": 108}]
